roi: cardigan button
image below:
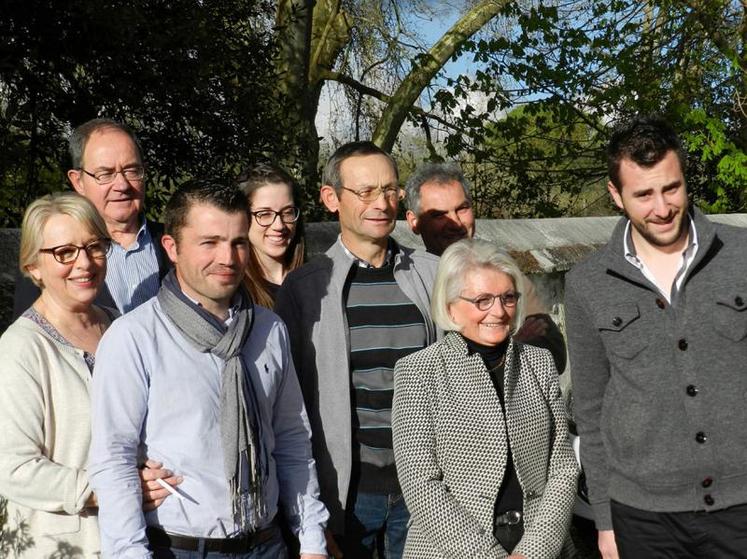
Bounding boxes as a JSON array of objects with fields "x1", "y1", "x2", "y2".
[
  {"x1": 704, "y1": 494, "x2": 715, "y2": 506},
  {"x1": 678, "y1": 339, "x2": 688, "y2": 351},
  {"x1": 656, "y1": 298, "x2": 666, "y2": 309},
  {"x1": 736, "y1": 296, "x2": 744, "y2": 307},
  {"x1": 612, "y1": 316, "x2": 622, "y2": 327},
  {"x1": 695, "y1": 431, "x2": 707, "y2": 444},
  {"x1": 686, "y1": 385, "x2": 698, "y2": 397},
  {"x1": 702, "y1": 477, "x2": 713, "y2": 488}
]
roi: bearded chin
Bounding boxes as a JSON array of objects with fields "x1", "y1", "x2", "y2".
[{"x1": 629, "y1": 212, "x2": 688, "y2": 248}]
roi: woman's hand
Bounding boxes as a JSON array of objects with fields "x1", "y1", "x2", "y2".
[{"x1": 138, "y1": 458, "x2": 183, "y2": 511}]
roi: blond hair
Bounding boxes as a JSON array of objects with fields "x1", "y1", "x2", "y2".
[{"x1": 20, "y1": 192, "x2": 109, "y2": 286}]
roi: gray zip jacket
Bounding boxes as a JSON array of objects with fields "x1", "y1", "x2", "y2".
[
  {"x1": 275, "y1": 238, "x2": 440, "y2": 533},
  {"x1": 565, "y1": 208, "x2": 747, "y2": 530}
]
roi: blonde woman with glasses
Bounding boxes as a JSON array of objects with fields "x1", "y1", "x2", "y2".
[{"x1": 0, "y1": 192, "x2": 175, "y2": 558}]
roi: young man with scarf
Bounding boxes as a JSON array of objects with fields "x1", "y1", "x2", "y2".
[{"x1": 88, "y1": 180, "x2": 328, "y2": 558}]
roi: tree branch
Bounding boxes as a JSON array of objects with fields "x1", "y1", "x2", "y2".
[{"x1": 371, "y1": 0, "x2": 507, "y2": 151}]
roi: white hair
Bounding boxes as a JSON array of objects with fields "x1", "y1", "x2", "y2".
[{"x1": 431, "y1": 238, "x2": 525, "y2": 333}]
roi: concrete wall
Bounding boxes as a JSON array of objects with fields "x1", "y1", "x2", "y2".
[{"x1": 4, "y1": 213, "x2": 747, "y2": 340}]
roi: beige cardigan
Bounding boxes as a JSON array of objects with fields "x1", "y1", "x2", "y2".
[{"x1": 0, "y1": 317, "x2": 99, "y2": 558}]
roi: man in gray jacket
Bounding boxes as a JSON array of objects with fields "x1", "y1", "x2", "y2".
[
  {"x1": 565, "y1": 116, "x2": 747, "y2": 558},
  {"x1": 276, "y1": 142, "x2": 439, "y2": 558}
]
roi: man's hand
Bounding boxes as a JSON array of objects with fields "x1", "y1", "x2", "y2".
[
  {"x1": 324, "y1": 529, "x2": 344, "y2": 558},
  {"x1": 514, "y1": 314, "x2": 549, "y2": 343},
  {"x1": 300, "y1": 555, "x2": 328, "y2": 559},
  {"x1": 598, "y1": 529, "x2": 620, "y2": 559},
  {"x1": 138, "y1": 459, "x2": 183, "y2": 512},
  {"x1": 508, "y1": 555, "x2": 527, "y2": 559}
]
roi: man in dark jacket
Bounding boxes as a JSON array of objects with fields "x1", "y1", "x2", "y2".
[
  {"x1": 13, "y1": 118, "x2": 169, "y2": 317},
  {"x1": 566, "y1": 115, "x2": 747, "y2": 558}
]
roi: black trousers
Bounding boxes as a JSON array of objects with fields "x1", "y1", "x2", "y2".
[{"x1": 611, "y1": 500, "x2": 747, "y2": 558}]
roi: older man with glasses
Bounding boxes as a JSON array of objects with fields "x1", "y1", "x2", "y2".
[
  {"x1": 13, "y1": 118, "x2": 170, "y2": 317},
  {"x1": 275, "y1": 141, "x2": 440, "y2": 559}
]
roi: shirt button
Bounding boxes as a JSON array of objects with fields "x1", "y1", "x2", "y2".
[
  {"x1": 656, "y1": 298, "x2": 666, "y2": 309},
  {"x1": 702, "y1": 477, "x2": 713, "y2": 488},
  {"x1": 678, "y1": 339, "x2": 688, "y2": 351},
  {"x1": 695, "y1": 431, "x2": 707, "y2": 444},
  {"x1": 612, "y1": 316, "x2": 622, "y2": 327},
  {"x1": 686, "y1": 385, "x2": 698, "y2": 397},
  {"x1": 736, "y1": 296, "x2": 744, "y2": 307},
  {"x1": 704, "y1": 494, "x2": 715, "y2": 506}
]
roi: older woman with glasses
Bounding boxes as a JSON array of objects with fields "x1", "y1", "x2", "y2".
[
  {"x1": 238, "y1": 163, "x2": 305, "y2": 308},
  {"x1": 0, "y1": 192, "x2": 175, "y2": 558},
  {"x1": 392, "y1": 239, "x2": 578, "y2": 559}
]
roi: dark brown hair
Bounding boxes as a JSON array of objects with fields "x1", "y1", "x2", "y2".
[
  {"x1": 237, "y1": 163, "x2": 305, "y2": 308},
  {"x1": 607, "y1": 115, "x2": 686, "y2": 190},
  {"x1": 163, "y1": 179, "x2": 248, "y2": 242}
]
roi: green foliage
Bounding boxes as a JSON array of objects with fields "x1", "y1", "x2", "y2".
[
  {"x1": 1, "y1": 0, "x2": 744, "y2": 223},
  {"x1": 0, "y1": 0, "x2": 281, "y2": 226},
  {"x1": 474, "y1": 102, "x2": 607, "y2": 218},
  {"x1": 429, "y1": 0, "x2": 746, "y2": 216}
]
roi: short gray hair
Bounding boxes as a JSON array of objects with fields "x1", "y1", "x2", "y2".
[
  {"x1": 20, "y1": 192, "x2": 109, "y2": 286},
  {"x1": 322, "y1": 141, "x2": 398, "y2": 193},
  {"x1": 405, "y1": 161, "x2": 472, "y2": 215},
  {"x1": 431, "y1": 238, "x2": 525, "y2": 333},
  {"x1": 69, "y1": 118, "x2": 143, "y2": 169}
]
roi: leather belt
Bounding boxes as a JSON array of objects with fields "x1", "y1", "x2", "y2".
[
  {"x1": 146, "y1": 524, "x2": 275, "y2": 553},
  {"x1": 495, "y1": 510, "x2": 523, "y2": 526}
]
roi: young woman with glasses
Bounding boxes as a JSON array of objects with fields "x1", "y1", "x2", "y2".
[{"x1": 238, "y1": 163, "x2": 305, "y2": 308}]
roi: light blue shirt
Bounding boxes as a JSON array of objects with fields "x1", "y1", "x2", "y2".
[
  {"x1": 106, "y1": 219, "x2": 161, "y2": 313},
  {"x1": 88, "y1": 297, "x2": 328, "y2": 558}
]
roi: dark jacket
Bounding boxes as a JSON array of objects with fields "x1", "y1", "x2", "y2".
[
  {"x1": 12, "y1": 220, "x2": 170, "y2": 318},
  {"x1": 565, "y1": 208, "x2": 747, "y2": 530}
]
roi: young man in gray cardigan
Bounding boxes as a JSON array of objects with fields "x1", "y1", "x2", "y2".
[{"x1": 565, "y1": 116, "x2": 747, "y2": 558}]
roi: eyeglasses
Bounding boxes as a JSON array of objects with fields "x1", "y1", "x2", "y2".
[
  {"x1": 340, "y1": 185, "x2": 405, "y2": 203},
  {"x1": 458, "y1": 291, "x2": 521, "y2": 311},
  {"x1": 79, "y1": 166, "x2": 145, "y2": 185},
  {"x1": 251, "y1": 207, "x2": 301, "y2": 227},
  {"x1": 39, "y1": 238, "x2": 112, "y2": 264}
]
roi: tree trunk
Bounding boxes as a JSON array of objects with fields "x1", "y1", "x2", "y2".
[
  {"x1": 274, "y1": 0, "x2": 350, "y2": 202},
  {"x1": 371, "y1": 0, "x2": 505, "y2": 152}
]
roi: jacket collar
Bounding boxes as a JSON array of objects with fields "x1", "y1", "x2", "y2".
[
  {"x1": 603, "y1": 207, "x2": 717, "y2": 286},
  {"x1": 326, "y1": 236, "x2": 408, "y2": 285},
  {"x1": 443, "y1": 330, "x2": 517, "y2": 367}
]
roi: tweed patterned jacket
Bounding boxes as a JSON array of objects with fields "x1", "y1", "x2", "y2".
[{"x1": 392, "y1": 332, "x2": 578, "y2": 559}]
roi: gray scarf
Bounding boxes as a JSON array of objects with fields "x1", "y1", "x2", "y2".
[{"x1": 157, "y1": 270, "x2": 266, "y2": 532}]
